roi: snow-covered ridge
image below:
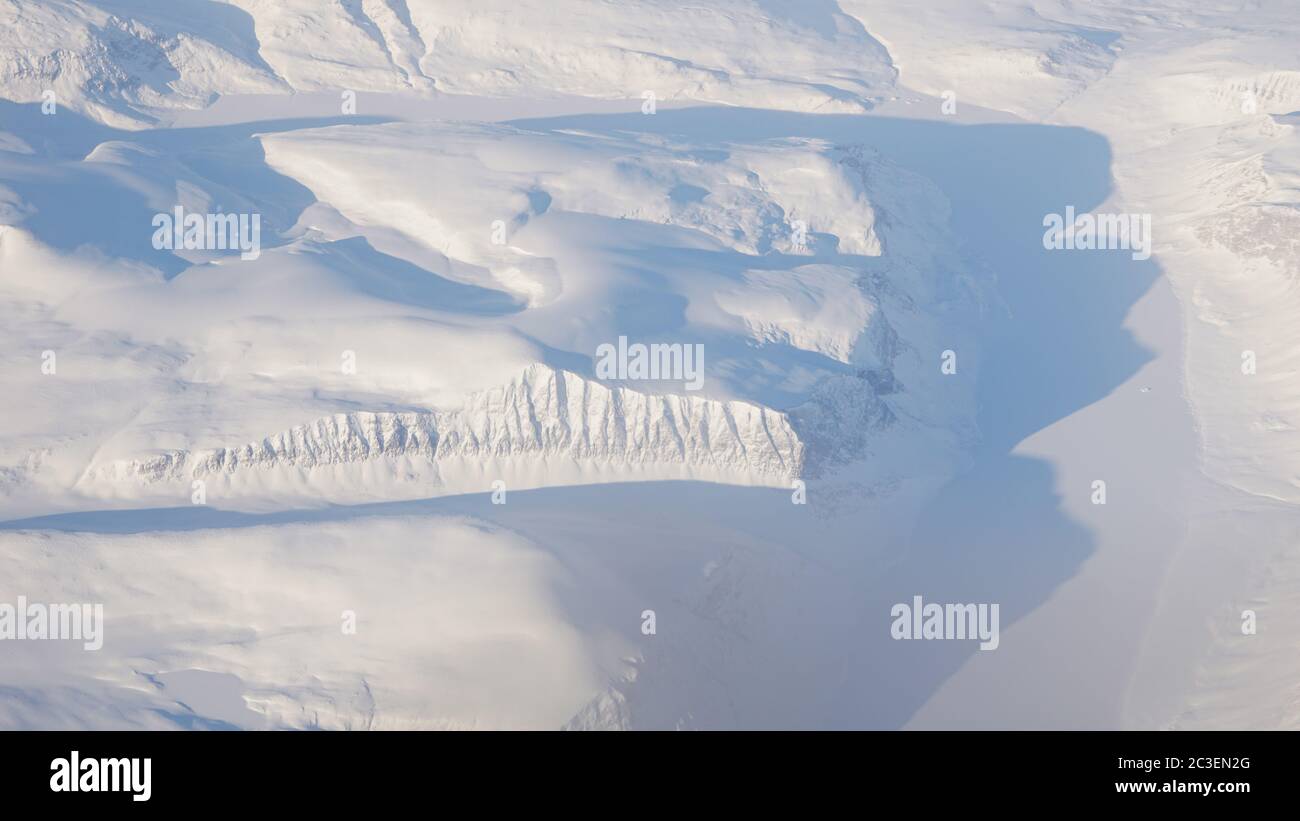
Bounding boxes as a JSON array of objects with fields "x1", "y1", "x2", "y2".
[
  {"x1": 258, "y1": 122, "x2": 893, "y2": 309},
  {"x1": 1, "y1": 0, "x2": 895, "y2": 128},
  {"x1": 0, "y1": 1, "x2": 286, "y2": 127},
  {"x1": 93, "y1": 364, "x2": 803, "y2": 487}
]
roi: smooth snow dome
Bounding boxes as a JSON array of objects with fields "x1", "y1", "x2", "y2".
[{"x1": 2, "y1": 0, "x2": 1300, "y2": 730}]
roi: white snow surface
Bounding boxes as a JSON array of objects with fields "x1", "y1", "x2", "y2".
[{"x1": 1, "y1": 0, "x2": 1299, "y2": 729}]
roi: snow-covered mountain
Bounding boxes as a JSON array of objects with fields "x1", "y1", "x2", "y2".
[
  {"x1": 2, "y1": 0, "x2": 1299, "y2": 730},
  {"x1": 0, "y1": 0, "x2": 895, "y2": 127}
]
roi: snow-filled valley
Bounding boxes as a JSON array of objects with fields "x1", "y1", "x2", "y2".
[{"x1": 1, "y1": 0, "x2": 1299, "y2": 730}]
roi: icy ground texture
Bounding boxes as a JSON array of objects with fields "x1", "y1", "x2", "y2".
[{"x1": 848, "y1": 0, "x2": 1300, "y2": 729}]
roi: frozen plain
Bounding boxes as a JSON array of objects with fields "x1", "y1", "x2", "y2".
[{"x1": 1, "y1": 0, "x2": 1298, "y2": 729}]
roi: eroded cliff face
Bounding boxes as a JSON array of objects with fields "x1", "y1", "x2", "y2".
[{"x1": 90, "y1": 365, "x2": 804, "y2": 491}]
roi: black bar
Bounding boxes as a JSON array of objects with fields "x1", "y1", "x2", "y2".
[{"x1": 3, "y1": 730, "x2": 1286, "y2": 807}]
